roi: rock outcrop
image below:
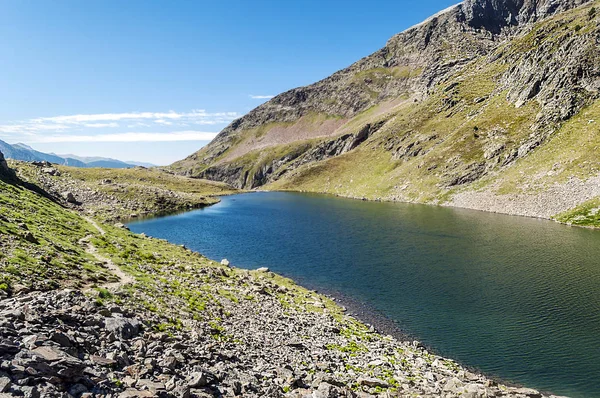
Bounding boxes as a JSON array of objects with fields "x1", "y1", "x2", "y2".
[
  {"x1": 0, "y1": 151, "x2": 15, "y2": 180},
  {"x1": 461, "y1": 0, "x2": 592, "y2": 32}
]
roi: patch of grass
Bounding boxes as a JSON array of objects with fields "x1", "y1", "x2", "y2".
[{"x1": 554, "y1": 197, "x2": 600, "y2": 227}]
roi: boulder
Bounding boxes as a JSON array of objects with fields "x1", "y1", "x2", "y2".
[
  {"x1": 0, "y1": 152, "x2": 15, "y2": 180},
  {"x1": 41, "y1": 167, "x2": 60, "y2": 176},
  {"x1": 0, "y1": 152, "x2": 8, "y2": 173},
  {"x1": 105, "y1": 317, "x2": 141, "y2": 340},
  {"x1": 62, "y1": 191, "x2": 77, "y2": 204}
]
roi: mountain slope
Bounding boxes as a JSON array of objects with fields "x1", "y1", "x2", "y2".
[{"x1": 172, "y1": 0, "x2": 600, "y2": 223}]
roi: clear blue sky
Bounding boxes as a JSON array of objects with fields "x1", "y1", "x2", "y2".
[{"x1": 0, "y1": 0, "x2": 458, "y2": 165}]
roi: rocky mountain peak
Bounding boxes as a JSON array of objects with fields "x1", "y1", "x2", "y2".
[{"x1": 461, "y1": 0, "x2": 593, "y2": 32}]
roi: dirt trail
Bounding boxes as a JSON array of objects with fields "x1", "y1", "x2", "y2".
[{"x1": 81, "y1": 216, "x2": 135, "y2": 290}]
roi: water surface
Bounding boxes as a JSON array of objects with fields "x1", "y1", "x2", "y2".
[{"x1": 129, "y1": 192, "x2": 600, "y2": 397}]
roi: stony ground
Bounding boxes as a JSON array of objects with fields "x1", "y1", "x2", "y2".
[
  {"x1": 448, "y1": 174, "x2": 600, "y2": 221},
  {"x1": 0, "y1": 161, "x2": 563, "y2": 397}
]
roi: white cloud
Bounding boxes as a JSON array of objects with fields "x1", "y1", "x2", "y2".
[
  {"x1": 0, "y1": 109, "x2": 239, "y2": 135},
  {"x1": 250, "y1": 95, "x2": 274, "y2": 99},
  {"x1": 26, "y1": 131, "x2": 219, "y2": 143},
  {"x1": 33, "y1": 110, "x2": 237, "y2": 124},
  {"x1": 83, "y1": 123, "x2": 119, "y2": 128}
]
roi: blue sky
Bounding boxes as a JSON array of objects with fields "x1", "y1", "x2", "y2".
[{"x1": 0, "y1": 0, "x2": 458, "y2": 165}]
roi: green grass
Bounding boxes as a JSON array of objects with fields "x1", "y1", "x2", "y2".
[
  {"x1": 13, "y1": 162, "x2": 238, "y2": 221},
  {"x1": 554, "y1": 197, "x2": 600, "y2": 227},
  {"x1": 0, "y1": 179, "x2": 113, "y2": 293}
]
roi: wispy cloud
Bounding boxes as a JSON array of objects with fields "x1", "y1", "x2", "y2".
[
  {"x1": 26, "y1": 131, "x2": 219, "y2": 143},
  {"x1": 249, "y1": 95, "x2": 274, "y2": 99},
  {"x1": 0, "y1": 109, "x2": 239, "y2": 135},
  {"x1": 34, "y1": 110, "x2": 238, "y2": 124},
  {"x1": 83, "y1": 122, "x2": 119, "y2": 128}
]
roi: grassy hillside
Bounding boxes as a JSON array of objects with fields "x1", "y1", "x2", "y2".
[{"x1": 12, "y1": 163, "x2": 238, "y2": 221}]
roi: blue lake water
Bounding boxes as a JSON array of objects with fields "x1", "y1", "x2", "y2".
[{"x1": 128, "y1": 192, "x2": 600, "y2": 397}]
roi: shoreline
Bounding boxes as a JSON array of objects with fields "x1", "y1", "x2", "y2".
[{"x1": 256, "y1": 187, "x2": 600, "y2": 231}]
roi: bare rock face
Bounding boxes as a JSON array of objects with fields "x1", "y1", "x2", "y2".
[
  {"x1": 461, "y1": 0, "x2": 593, "y2": 32},
  {"x1": 0, "y1": 151, "x2": 15, "y2": 180}
]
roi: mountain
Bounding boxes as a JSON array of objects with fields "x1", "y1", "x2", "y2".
[
  {"x1": 0, "y1": 141, "x2": 87, "y2": 166},
  {"x1": 125, "y1": 160, "x2": 157, "y2": 168},
  {"x1": 57, "y1": 154, "x2": 157, "y2": 168},
  {"x1": 57, "y1": 154, "x2": 134, "y2": 168},
  {"x1": 172, "y1": 0, "x2": 600, "y2": 222},
  {"x1": 0, "y1": 140, "x2": 154, "y2": 168}
]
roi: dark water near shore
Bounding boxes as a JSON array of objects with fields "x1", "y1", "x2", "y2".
[{"x1": 129, "y1": 192, "x2": 600, "y2": 398}]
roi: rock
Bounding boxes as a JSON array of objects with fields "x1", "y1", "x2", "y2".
[
  {"x1": 443, "y1": 377, "x2": 465, "y2": 393},
  {"x1": 90, "y1": 355, "x2": 117, "y2": 367},
  {"x1": 20, "y1": 386, "x2": 40, "y2": 398},
  {"x1": 514, "y1": 387, "x2": 543, "y2": 397},
  {"x1": 0, "y1": 152, "x2": 14, "y2": 180},
  {"x1": 68, "y1": 383, "x2": 88, "y2": 397},
  {"x1": 105, "y1": 317, "x2": 141, "y2": 340},
  {"x1": 119, "y1": 388, "x2": 155, "y2": 397},
  {"x1": 188, "y1": 372, "x2": 208, "y2": 388},
  {"x1": 32, "y1": 346, "x2": 64, "y2": 361},
  {"x1": 136, "y1": 378, "x2": 166, "y2": 392},
  {"x1": 50, "y1": 331, "x2": 73, "y2": 347},
  {"x1": 0, "y1": 377, "x2": 10, "y2": 393},
  {"x1": 159, "y1": 355, "x2": 178, "y2": 370},
  {"x1": 114, "y1": 223, "x2": 130, "y2": 230},
  {"x1": 357, "y1": 377, "x2": 389, "y2": 388},
  {"x1": 22, "y1": 231, "x2": 38, "y2": 244},
  {"x1": 63, "y1": 191, "x2": 77, "y2": 204},
  {"x1": 41, "y1": 167, "x2": 60, "y2": 176},
  {"x1": 256, "y1": 267, "x2": 270, "y2": 273},
  {"x1": 220, "y1": 259, "x2": 230, "y2": 266}
]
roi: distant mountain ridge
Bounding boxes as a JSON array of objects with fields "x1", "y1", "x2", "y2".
[{"x1": 0, "y1": 139, "x2": 155, "y2": 169}]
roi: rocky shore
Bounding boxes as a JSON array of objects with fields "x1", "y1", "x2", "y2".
[
  {"x1": 0, "y1": 157, "x2": 563, "y2": 397},
  {"x1": 0, "y1": 279, "x2": 557, "y2": 398}
]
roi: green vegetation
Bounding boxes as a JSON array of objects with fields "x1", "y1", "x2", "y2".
[
  {"x1": 352, "y1": 66, "x2": 423, "y2": 84},
  {"x1": 13, "y1": 162, "x2": 237, "y2": 221},
  {"x1": 0, "y1": 178, "x2": 115, "y2": 293},
  {"x1": 555, "y1": 197, "x2": 600, "y2": 226}
]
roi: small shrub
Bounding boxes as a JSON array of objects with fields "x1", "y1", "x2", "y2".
[
  {"x1": 574, "y1": 24, "x2": 583, "y2": 32},
  {"x1": 97, "y1": 288, "x2": 112, "y2": 299}
]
